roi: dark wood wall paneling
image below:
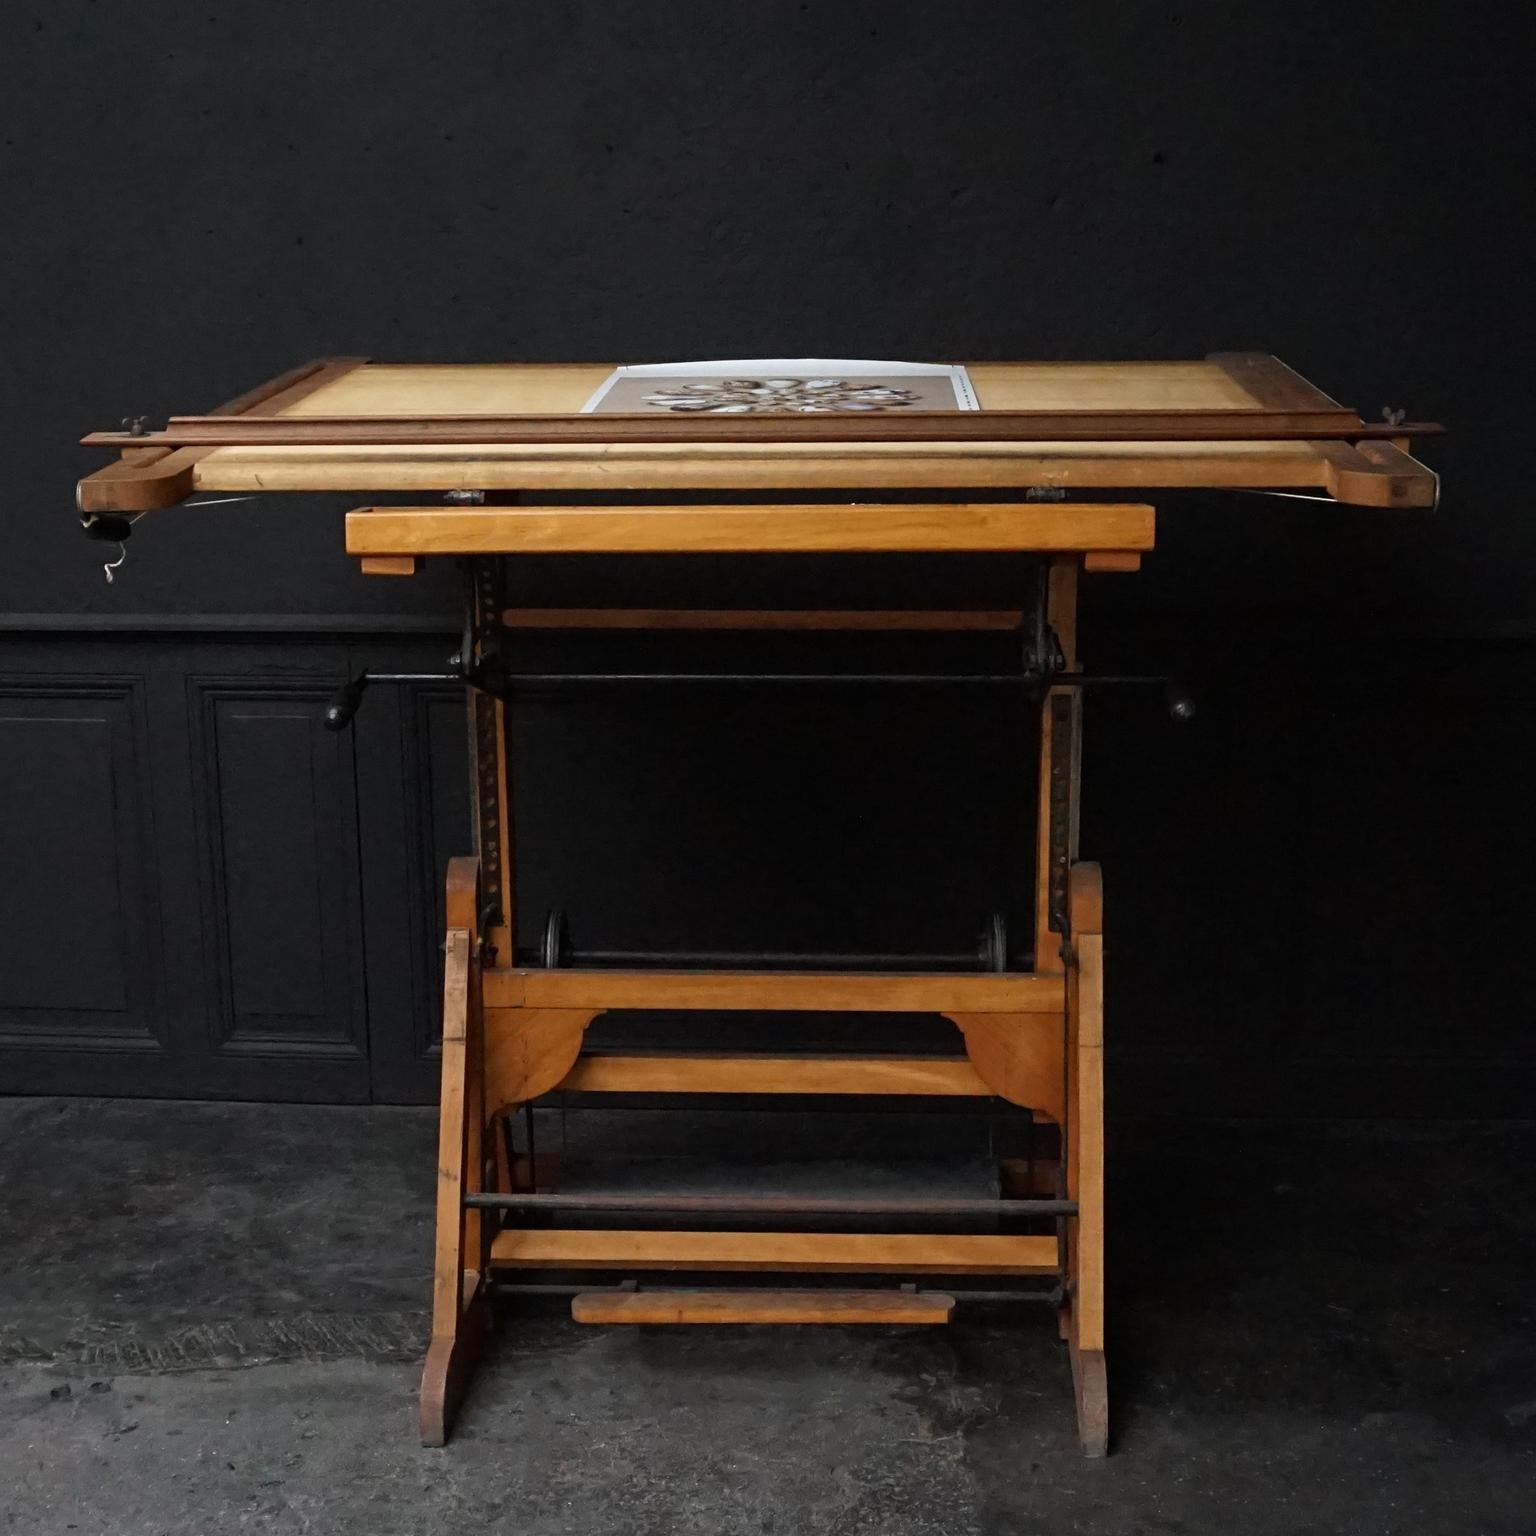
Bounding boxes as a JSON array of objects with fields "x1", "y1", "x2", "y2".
[
  {"x1": 0, "y1": 634, "x2": 467, "y2": 1104},
  {"x1": 3, "y1": 625, "x2": 1533, "y2": 1114}
]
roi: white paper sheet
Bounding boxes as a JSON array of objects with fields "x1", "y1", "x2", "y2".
[{"x1": 581, "y1": 359, "x2": 979, "y2": 414}]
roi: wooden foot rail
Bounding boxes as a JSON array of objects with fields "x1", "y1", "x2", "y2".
[
  {"x1": 489, "y1": 1228, "x2": 1059, "y2": 1275},
  {"x1": 571, "y1": 1289, "x2": 956, "y2": 1325}
]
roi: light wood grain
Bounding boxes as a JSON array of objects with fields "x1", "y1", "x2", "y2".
[
  {"x1": 490, "y1": 1228, "x2": 1060, "y2": 1274},
  {"x1": 343, "y1": 502, "x2": 1156, "y2": 557},
  {"x1": 359, "y1": 555, "x2": 420, "y2": 576},
  {"x1": 275, "y1": 359, "x2": 1264, "y2": 418},
  {"x1": 80, "y1": 356, "x2": 1436, "y2": 510},
  {"x1": 571, "y1": 1289, "x2": 956, "y2": 1325},
  {"x1": 483, "y1": 1007, "x2": 596, "y2": 1106},
  {"x1": 1316, "y1": 438, "x2": 1439, "y2": 508},
  {"x1": 554, "y1": 1051, "x2": 992, "y2": 1097},
  {"x1": 345, "y1": 500, "x2": 1155, "y2": 556},
  {"x1": 79, "y1": 356, "x2": 366, "y2": 513},
  {"x1": 487, "y1": 967, "x2": 1066, "y2": 1014},
  {"x1": 952, "y1": 1013, "x2": 1066, "y2": 1123},
  {"x1": 191, "y1": 438, "x2": 1344, "y2": 499}
]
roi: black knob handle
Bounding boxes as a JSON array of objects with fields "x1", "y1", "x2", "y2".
[
  {"x1": 323, "y1": 674, "x2": 370, "y2": 731},
  {"x1": 82, "y1": 514, "x2": 134, "y2": 543},
  {"x1": 1163, "y1": 681, "x2": 1196, "y2": 722}
]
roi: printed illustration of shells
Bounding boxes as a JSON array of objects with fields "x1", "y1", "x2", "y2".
[{"x1": 639, "y1": 378, "x2": 924, "y2": 414}]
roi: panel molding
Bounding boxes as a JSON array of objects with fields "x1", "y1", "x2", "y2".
[
  {"x1": 187, "y1": 673, "x2": 368, "y2": 1061},
  {"x1": 0, "y1": 672, "x2": 165, "y2": 1054}
]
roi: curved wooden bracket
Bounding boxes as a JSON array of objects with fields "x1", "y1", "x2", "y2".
[
  {"x1": 484, "y1": 1007, "x2": 599, "y2": 1110},
  {"x1": 947, "y1": 1012, "x2": 1065, "y2": 1125}
]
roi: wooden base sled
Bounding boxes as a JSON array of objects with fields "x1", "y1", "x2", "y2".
[{"x1": 421, "y1": 856, "x2": 1109, "y2": 1457}]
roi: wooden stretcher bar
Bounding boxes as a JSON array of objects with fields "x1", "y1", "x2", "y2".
[
  {"x1": 569, "y1": 1289, "x2": 958, "y2": 1325},
  {"x1": 489, "y1": 1228, "x2": 1061, "y2": 1274},
  {"x1": 484, "y1": 968, "x2": 1066, "y2": 1012},
  {"x1": 555, "y1": 1052, "x2": 994, "y2": 1097},
  {"x1": 342, "y1": 501, "x2": 1156, "y2": 556},
  {"x1": 183, "y1": 440, "x2": 1432, "y2": 508}
]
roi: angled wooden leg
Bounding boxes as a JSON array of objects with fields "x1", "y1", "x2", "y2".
[
  {"x1": 1064, "y1": 862, "x2": 1108, "y2": 1456},
  {"x1": 420, "y1": 857, "x2": 492, "y2": 1448}
]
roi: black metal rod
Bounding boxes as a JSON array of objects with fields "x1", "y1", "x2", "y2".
[
  {"x1": 517, "y1": 947, "x2": 985, "y2": 971},
  {"x1": 489, "y1": 1281, "x2": 1065, "y2": 1305},
  {"x1": 497, "y1": 671, "x2": 1164, "y2": 687},
  {"x1": 464, "y1": 1191, "x2": 1078, "y2": 1216}
]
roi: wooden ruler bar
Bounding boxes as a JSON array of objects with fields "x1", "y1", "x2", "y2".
[{"x1": 83, "y1": 406, "x2": 1443, "y2": 448}]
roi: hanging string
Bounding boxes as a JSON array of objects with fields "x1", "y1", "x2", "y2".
[
  {"x1": 1226, "y1": 488, "x2": 1338, "y2": 504},
  {"x1": 95, "y1": 496, "x2": 257, "y2": 584},
  {"x1": 102, "y1": 513, "x2": 144, "y2": 583}
]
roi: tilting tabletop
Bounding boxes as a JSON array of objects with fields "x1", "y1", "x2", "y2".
[{"x1": 79, "y1": 355, "x2": 1440, "y2": 539}]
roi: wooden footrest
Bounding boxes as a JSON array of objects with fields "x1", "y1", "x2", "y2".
[
  {"x1": 490, "y1": 1227, "x2": 1058, "y2": 1274},
  {"x1": 572, "y1": 1288, "x2": 955, "y2": 1325}
]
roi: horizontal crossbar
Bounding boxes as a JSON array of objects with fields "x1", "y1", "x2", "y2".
[
  {"x1": 343, "y1": 502, "x2": 1156, "y2": 556},
  {"x1": 555, "y1": 1052, "x2": 993, "y2": 1097},
  {"x1": 484, "y1": 968, "x2": 1066, "y2": 1012},
  {"x1": 87, "y1": 406, "x2": 1442, "y2": 447},
  {"x1": 488, "y1": 1228, "x2": 1061, "y2": 1275},
  {"x1": 465, "y1": 1191, "x2": 1078, "y2": 1216},
  {"x1": 571, "y1": 1288, "x2": 955, "y2": 1325},
  {"x1": 501, "y1": 607, "x2": 1028, "y2": 632}
]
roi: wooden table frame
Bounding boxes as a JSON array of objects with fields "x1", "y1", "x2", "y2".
[
  {"x1": 73, "y1": 355, "x2": 1438, "y2": 1461},
  {"x1": 412, "y1": 552, "x2": 1110, "y2": 1453},
  {"x1": 425, "y1": 852, "x2": 1107, "y2": 1449}
]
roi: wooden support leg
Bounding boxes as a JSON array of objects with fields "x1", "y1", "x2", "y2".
[
  {"x1": 1064, "y1": 862, "x2": 1108, "y2": 1456},
  {"x1": 420, "y1": 857, "x2": 492, "y2": 1448}
]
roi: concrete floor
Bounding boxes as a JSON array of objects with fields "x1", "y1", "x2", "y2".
[{"x1": 1, "y1": 1099, "x2": 1533, "y2": 1534}]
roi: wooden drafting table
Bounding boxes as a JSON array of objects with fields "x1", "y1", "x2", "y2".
[{"x1": 78, "y1": 354, "x2": 1439, "y2": 1455}]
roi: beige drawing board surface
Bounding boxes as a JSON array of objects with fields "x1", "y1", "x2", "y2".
[
  {"x1": 264, "y1": 360, "x2": 1261, "y2": 418},
  {"x1": 77, "y1": 356, "x2": 1439, "y2": 510}
]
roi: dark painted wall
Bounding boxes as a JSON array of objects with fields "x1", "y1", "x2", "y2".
[
  {"x1": 3, "y1": 2, "x2": 1532, "y2": 1110},
  {"x1": 9, "y1": 0, "x2": 1530, "y2": 630}
]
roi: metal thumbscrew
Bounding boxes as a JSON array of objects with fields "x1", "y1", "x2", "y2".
[{"x1": 1164, "y1": 681, "x2": 1196, "y2": 722}]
